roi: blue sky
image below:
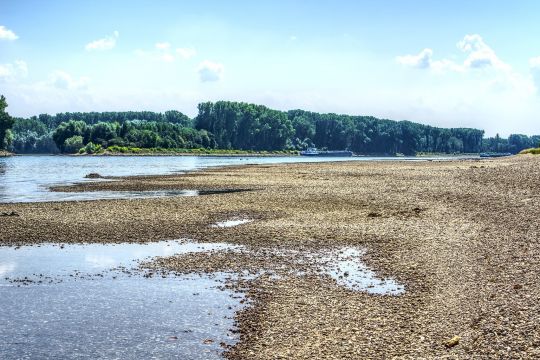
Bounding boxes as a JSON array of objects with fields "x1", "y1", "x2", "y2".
[{"x1": 1, "y1": 0, "x2": 540, "y2": 136}]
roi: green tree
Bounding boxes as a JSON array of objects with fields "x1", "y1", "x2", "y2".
[
  {"x1": 63, "y1": 135, "x2": 84, "y2": 153},
  {"x1": 52, "y1": 120, "x2": 88, "y2": 152},
  {"x1": 0, "y1": 95, "x2": 15, "y2": 150}
]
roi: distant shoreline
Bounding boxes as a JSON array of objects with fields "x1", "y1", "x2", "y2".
[
  {"x1": 6, "y1": 150, "x2": 484, "y2": 158},
  {"x1": 75, "y1": 151, "x2": 298, "y2": 157}
]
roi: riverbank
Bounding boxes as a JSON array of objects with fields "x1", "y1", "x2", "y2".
[
  {"x1": 1, "y1": 155, "x2": 539, "y2": 358},
  {"x1": 0, "y1": 150, "x2": 13, "y2": 157},
  {"x1": 519, "y1": 147, "x2": 540, "y2": 155},
  {"x1": 81, "y1": 146, "x2": 300, "y2": 157}
]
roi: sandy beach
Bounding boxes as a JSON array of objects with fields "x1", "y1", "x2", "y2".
[{"x1": 1, "y1": 156, "x2": 539, "y2": 359}]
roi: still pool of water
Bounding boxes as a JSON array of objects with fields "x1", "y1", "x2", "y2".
[
  {"x1": 211, "y1": 219, "x2": 254, "y2": 228},
  {"x1": 0, "y1": 241, "x2": 244, "y2": 359},
  {"x1": 0, "y1": 155, "x2": 470, "y2": 203},
  {"x1": 319, "y1": 247, "x2": 405, "y2": 295}
]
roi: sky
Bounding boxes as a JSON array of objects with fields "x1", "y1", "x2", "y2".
[{"x1": 1, "y1": 0, "x2": 540, "y2": 136}]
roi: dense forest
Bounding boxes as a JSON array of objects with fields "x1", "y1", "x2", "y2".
[
  {"x1": 481, "y1": 133, "x2": 540, "y2": 154},
  {"x1": 0, "y1": 95, "x2": 15, "y2": 151},
  {"x1": 2, "y1": 97, "x2": 539, "y2": 155},
  {"x1": 9, "y1": 112, "x2": 213, "y2": 154}
]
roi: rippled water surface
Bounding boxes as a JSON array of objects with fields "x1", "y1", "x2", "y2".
[
  {"x1": 0, "y1": 241, "x2": 243, "y2": 359},
  {"x1": 0, "y1": 155, "x2": 468, "y2": 202}
]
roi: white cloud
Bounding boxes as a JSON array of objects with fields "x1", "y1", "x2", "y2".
[
  {"x1": 176, "y1": 47, "x2": 197, "y2": 59},
  {"x1": 1, "y1": 69, "x2": 94, "y2": 117},
  {"x1": 398, "y1": 34, "x2": 511, "y2": 74},
  {"x1": 155, "y1": 42, "x2": 174, "y2": 62},
  {"x1": 155, "y1": 42, "x2": 171, "y2": 50},
  {"x1": 161, "y1": 53, "x2": 175, "y2": 62},
  {"x1": 197, "y1": 60, "x2": 224, "y2": 82},
  {"x1": 395, "y1": 35, "x2": 540, "y2": 135},
  {"x1": 457, "y1": 34, "x2": 509, "y2": 70},
  {"x1": 146, "y1": 43, "x2": 196, "y2": 62},
  {"x1": 0, "y1": 60, "x2": 28, "y2": 80},
  {"x1": 396, "y1": 48, "x2": 433, "y2": 69},
  {"x1": 0, "y1": 25, "x2": 18, "y2": 40},
  {"x1": 48, "y1": 70, "x2": 90, "y2": 90},
  {"x1": 429, "y1": 59, "x2": 463, "y2": 72},
  {"x1": 397, "y1": 48, "x2": 462, "y2": 72},
  {"x1": 530, "y1": 56, "x2": 540, "y2": 69},
  {"x1": 85, "y1": 31, "x2": 119, "y2": 51}
]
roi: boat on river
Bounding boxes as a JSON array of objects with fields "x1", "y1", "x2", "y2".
[{"x1": 300, "y1": 148, "x2": 353, "y2": 157}]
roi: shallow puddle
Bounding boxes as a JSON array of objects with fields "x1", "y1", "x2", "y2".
[
  {"x1": 0, "y1": 241, "x2": 244, "y2": 359},
  {"x1": 321, "y1": 247, "x2": 405, "y2": 295},
  {"x1": 211, "y1": 219, "x2": 253, "y2": 228},
  {"x1": 38, "y1": 189, "x2": 250, "y2": 203}
]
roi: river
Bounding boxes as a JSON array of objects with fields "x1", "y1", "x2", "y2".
[{"x1": 0, "y1": 154, "x2": 473, "y2": 203}]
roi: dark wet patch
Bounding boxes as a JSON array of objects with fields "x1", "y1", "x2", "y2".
[
  {"x1": 84, "y1": 172, "x2": 105, "y2": 179},
  {"x1": 199, "y1": 189, "x2": 253, "y2": 196},
  {"x1": 0, "y1": 211, "x2": 19, "y2": 217}
]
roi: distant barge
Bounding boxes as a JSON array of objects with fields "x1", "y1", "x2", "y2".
[
  {"x1": 479, "y1": 152, "x2": 513, "y2": 158},
  {"x1": 300, "y1": 148, "x2": 353, "y2": 157}
]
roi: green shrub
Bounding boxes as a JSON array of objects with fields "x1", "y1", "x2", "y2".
[
  {"x1": 63, "y1": 135, "x2": 84, "y2": 153},
  {"x1": 83, "y1": 142, "x2": 102, "y2": 154},
  {"x1": 519, "y1": 148, "x2": 540, "y2": 155}
]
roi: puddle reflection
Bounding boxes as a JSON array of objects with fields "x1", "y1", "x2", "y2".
[
  {"x1": 321, "y1": 247, "x2": 405, "y2": 295},
  {"x1": 0, "y1": 241, "x2": 244, "y2": 359}
]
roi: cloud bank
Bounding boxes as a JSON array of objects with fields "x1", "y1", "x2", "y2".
[
  {"x1": 397, "y1": 34, "x2": 510, "y2": 72},
  {"x1": 395, "y1": 34, "x2": 540, "y2": 136},
  {"x1": 85, "y1": 31, "x2": 119, "y2": 51},
  {"x1": 0, "y1": 60, "x2": 28, "y2": 80}
]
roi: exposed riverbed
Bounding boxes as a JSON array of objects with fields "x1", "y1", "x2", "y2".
[{"x1": 2, "y1": 155, "x2": 538, "y2": 359}]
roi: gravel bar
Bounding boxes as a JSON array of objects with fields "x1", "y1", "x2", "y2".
[{"x1": 1, "y1": 156, "x2": 539, "y2": 358}]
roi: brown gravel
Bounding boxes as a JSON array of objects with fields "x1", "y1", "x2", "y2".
[
  {"x1": 1, "y1": 155, "x2": 540, "y2": 358},
  {"x1": 0, "y1": 150, "x2": 13, "y2": 157}
]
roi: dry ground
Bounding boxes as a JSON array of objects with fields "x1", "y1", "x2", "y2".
[{"x1": 1, "y1": 156, "x2": 539, "y2": 359}]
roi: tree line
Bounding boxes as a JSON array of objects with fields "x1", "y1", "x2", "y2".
[
  {"x1": 51, "y1": 120, "x2": 214, "y2": 153},
  {"x1": 481, "y1": 133, "x2": 540, "y2": 154},
  {"x1": 194, "y1": 102, "x2": 486, "y2": 155},
  {"x1": 7, "y1": 111, "x2": 210, "y2": 154},
  {"x1": 1, "y1": 96, "x2": 538, "y2": 155}
]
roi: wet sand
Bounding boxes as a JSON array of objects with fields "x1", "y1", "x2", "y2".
[{"x1": 1, "y1": 155, "x2": 539, "y2": 358}]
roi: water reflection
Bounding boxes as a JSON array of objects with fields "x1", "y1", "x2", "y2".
[
  {"x1": 0, "y1": 241, "x2": 244, "y2": 359},
  {"x1": 211, "y1": 219, "x2": 254, "y2": 228},
  {"x1": 0, "y1": 262, "x2": 16, "y2": 277},
  {"x1": 0, "y1": 162, "x2": 6, "y2": 201},
  {"x1": 0, "y1": 240, "x2": 241, "y2": 280},
  {"x1": 321, "y1": 247, "x2": 405, "y2": 295}
]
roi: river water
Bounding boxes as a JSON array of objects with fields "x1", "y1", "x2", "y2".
[{"x1": 0, "y1": 154, "x2": 471, "y2": 203}]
